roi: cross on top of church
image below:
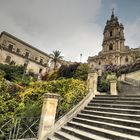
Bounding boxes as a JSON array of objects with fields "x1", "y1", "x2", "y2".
[{"x1": 112, "y1": 8, "x2": 114, "y2": 15}]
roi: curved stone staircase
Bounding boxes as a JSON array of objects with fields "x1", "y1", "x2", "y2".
[{"x1": 48, "y1": 95, "x2": 140, "y2": 140}]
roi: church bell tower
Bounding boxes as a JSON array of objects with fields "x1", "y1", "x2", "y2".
[
  {"x1": 102, "y1": 10, "x2": 125, "y2": 53},
  {"x1": 88, "y1": 10, "x2": 137, "y2": 68}
]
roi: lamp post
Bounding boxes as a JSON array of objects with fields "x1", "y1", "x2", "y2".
[{"x1": 80, "y1": 53, "x2": 82, "y2": 62}]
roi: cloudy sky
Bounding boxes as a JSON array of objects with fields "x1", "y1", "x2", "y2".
[{"x1": 0, "y1": 0, "x2": 140, "y2": 62}]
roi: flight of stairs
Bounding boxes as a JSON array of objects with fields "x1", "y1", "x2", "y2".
[{"x1": 48, "y1": 95, "x2": 140, "y2": 140}]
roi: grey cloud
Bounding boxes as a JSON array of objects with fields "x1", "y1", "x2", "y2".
[
  {"x1": 125, "y1": 18, "x2": 140, "y2": 48},
  {"x1": 0, "y1": 0, "x2": 102, "y2": 62}
]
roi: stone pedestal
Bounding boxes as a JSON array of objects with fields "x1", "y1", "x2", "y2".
[
  {"x1": 110, "y1": 80, "x2": 118, "y2": 95},
  {"x1": 87, "y1": 72, "x2": 98, "y2": 95},
  {"x1": 38, "y1": 93, "x2": 59, "y2": 140},
  {"x1": 98, "y1": 69, "x2": 102, "y2": 77}
]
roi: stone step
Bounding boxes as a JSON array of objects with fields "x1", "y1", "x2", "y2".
[
  {"x1": 90, "y1": 100, "x2": 140, "y2": 105},
  {"x1": 47, "y1": 94, "x2": 140, "y2": 139},
  {"x1": 72, "y1": 117, "x2": 140, "y2": 136},
  {"x1": 95, "y1": 95, "x2": 119, "y2": 97},
  {"x1": 81, "y1": 110, "x2": 140, "y2": 121},
  {"x1": 88, "y1": 102, "x2": 140, "y2": 110},
  {"x1": 85, "y1": 106, "x2": 140, "y2": 115},
  {"x1": 47, "y1": 136, "x2": 61, "y2": 140},
  {"x1": 54, "y1": 130, "x2": 81, "y2": 140},
  {"x1": 67, "y1": 121, "x2": 140, "y2": 140},
  {"x1": 61, "y1": 126, "x2": 109, "y2": 140},
  {"x1": 95, "y1": 95, "x2": 140, "y2": 98},
  {"x1": 94, "y1": 97, "x2": 140, "y2": 101},
  {"x1": 77, "y1": 113, "x2": 140, "y2": 128}
]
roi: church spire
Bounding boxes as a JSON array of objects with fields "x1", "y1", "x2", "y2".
[
  {"x1": 111, "y1": 8, "x2": 115, "y2": 19},
  {"x1": 112, "y1": 8, "x2": 114, "y2": 16}
]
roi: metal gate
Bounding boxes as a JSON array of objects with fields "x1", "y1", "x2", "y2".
[{"x1": 0, "y1": 117, "x2": 40, "y2": 140}]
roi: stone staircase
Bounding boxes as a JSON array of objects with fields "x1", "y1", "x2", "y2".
[{"x1": 48, "y1": 95, "x2": 140, "y2": 140}]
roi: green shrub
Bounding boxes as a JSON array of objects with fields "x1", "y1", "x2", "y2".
[
  {"x1": 0, "y1": 63, "x2": 24, "y2": 81},
  {"x1": 18, "y1": 78, "x2": 87, "y2": 118},
  {"x1": 0, "y1": 70, "x2": 21, "y2": 133},
  {"x1": 74, "y1": 63, "x2": 89, "y2": 81},
  {"x1": 98, "y1": 72, "x2": 120, "y2": 93},
  {"x1": 48, "y1": 70, "x2": 60, "y2": 80},
  {"x1": 98, "y1": 72, "x2": 109, "y2": 92},
  {"x1": 48, "y1": 63, "x2": 89, "y2": 81},
  {"x1": 0, "y1": 63, "x2": 37, "y2": 85},
  {"x1": 57, "y1": 63, "x2": 80, "y2": 79}
]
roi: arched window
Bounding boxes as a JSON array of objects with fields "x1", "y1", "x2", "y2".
[
  {"x1": 98, "y1": 61, "x2": 101, "y2": 65},
  {"x1": 39, "y1": 68, "x2": 42, "y2": 73},
  {"x1": 109, "y1": 44, "x2": 113, "y2": 51},
  {"x1": 125, "y1": 57, "x2": 129, "y2": 62},
  {"x1": 40, "y1": 59, "x2": 43, "y2": 64},
  {"x1": 5, "y1": 56, "x2": 11, "y2": 63},
  {"x1": 25, "y1": 52, "x2": 29, "y2": 58},
  {"x1": 8, "y1": 44, "x2": 13, "y2": 52},
  {"x1": 16, "y1": 48, "x2": 20, "y2": 53},
  {"x1": 110, "y1": 31, "x2": 113, "y2": 37},
  {"x1": 35, "y1": 57, "x2": 38, "y2": 61},
  {"x1": 23, "y1": 63, "x2": 28, "y2": 68}
]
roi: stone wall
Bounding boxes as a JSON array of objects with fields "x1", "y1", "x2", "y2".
[{"x1": 119, "y1": 81, "x2": 140, "y2": 95}]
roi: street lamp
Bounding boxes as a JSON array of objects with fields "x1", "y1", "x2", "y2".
[{"x1": 80, "y1": 53, "x2": 82, "y2": 62}]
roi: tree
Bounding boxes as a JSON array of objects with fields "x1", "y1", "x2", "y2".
[
  {"x1": 74, "y1": 63, "x2": 89, "y2": 81},
  {"x1": 58, "y1": 63, "x2": 80, "y2": 78},
  {"x1": 50, "y1": 50, "x2": 63, "y2": 70},
  {"x1": 0, "y1": 64, "x2": 24, "y2": 81}
]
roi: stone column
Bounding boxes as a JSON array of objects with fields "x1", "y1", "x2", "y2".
[
  {"x1": 87, "y1": 72, "x2": 98, "y2": 95},
  {"x1": 110, "y1": 80, "x2": 118, "y2": 95},
  {"x1": 98, "y1": 69, "x2": 102, "y2": 77},
  {"x1": 38, "y1": 93, "x2": 59, "y2": 140}
]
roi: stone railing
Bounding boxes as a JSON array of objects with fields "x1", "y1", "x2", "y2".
[
  {"x1": 37, "y1": 72, "x2": 99, "y2": 140},
  {"x1": 37, "y1": 92, "x2": 93, "y2": 140},
  {"x1": 53, "y1": 91, "x2": 93, "y2": 132},
  {"x1": 37, "y1": 72, "x2": 118, "y2": 140},
  {"x1": 125, "y1": 77, "x2": 140, "y2": 87},
  {"x1": 126, "y1": 70, "x2": 140, "y2": 79},
  {"x1": 119, "y1": 70, "x2": 140, "y2": 81}
]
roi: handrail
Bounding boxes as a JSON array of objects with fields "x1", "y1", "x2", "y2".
[
  {"x1": 47, "y1": 91, "x2": 94, "y2": 137},
  {"x1": 125, "y1": 77, "x2": 140, "y2": 87}
]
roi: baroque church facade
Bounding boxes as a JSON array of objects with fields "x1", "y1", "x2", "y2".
[{"x1": 88, "y1": 11, "x2": 140, "y2": 69}]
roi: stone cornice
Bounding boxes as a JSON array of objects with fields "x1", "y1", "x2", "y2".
[
  {"x1": 103, "y1": 37, "x2": 125, "y2": 42},
  {"x1": 88, "y1": 49, "x2": 138, "y2": 61}
]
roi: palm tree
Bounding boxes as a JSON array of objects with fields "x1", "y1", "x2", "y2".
[{"x1": 50, "y1": 50, "x2": 63, "y2": 70}]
